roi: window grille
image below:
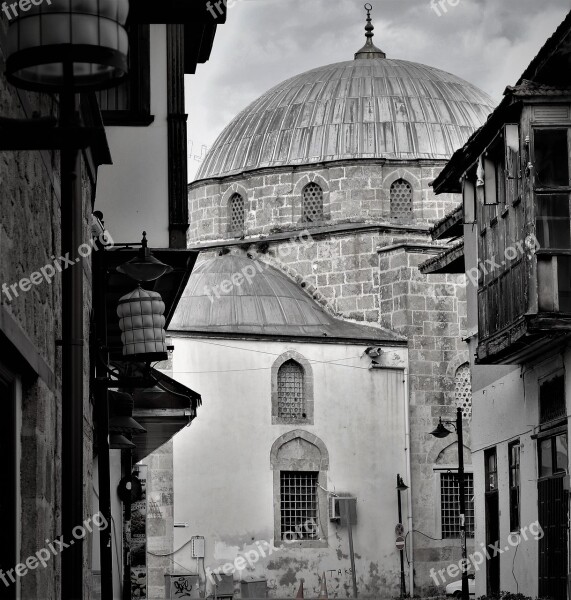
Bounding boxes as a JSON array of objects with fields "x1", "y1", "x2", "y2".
[
  {"x1": 277, "y1": 360, "x2": 305, "y2": 421},
  {"x1": 440, "y1": 472, "x2": 474, "y2": 539},
  {"x1": 455, "y1": 364, "x2": 472, "y2": 420},
  {"x1": 390, "y1": 179, "x2": 413, "y2": 218},
  {"x1": 302, "y1": 183, "x2": 324, "y2": 222},
  {"x1": 509, "y1": 441, "x2": 521, "y2": 531},
  {"x1": 229, "y1": 193, "x2": 245, "y2": 232},
  {"x1": 280, "y1": 471, "x2": 319, "y2": 540}
]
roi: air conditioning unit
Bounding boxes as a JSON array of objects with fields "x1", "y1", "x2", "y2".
[
  {"x1": 329, "y1": 494, "x2": 357, "y2": 524},
  {"x1": 328, "y1": 495, "x2": 340, "y2": 521}
]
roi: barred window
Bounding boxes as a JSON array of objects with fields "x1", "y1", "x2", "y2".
[
  {"x1": 509, "y1": 441, "x2": 521, "y2": 531},
  {"x1": 280, "y1": 471, "x2": 319, "y2": 541},
  {"x1": 390, "y1": 179, "x2": 413, "y2": 218},
  {"x1": 277, "y1": 360, "x2": 306, "y2": 421},
  {"x1": 440, "y1": 472, "x2": 474, "y2": 539},
  {"x1": 302, "y1": 183, "x2": 324, "y2": 222},
  {"x1": 455, "y1": 363, "x2": 472, "y2": 420},
  {"x1": 228, "y1": 193, "x2": 245, "y2": 233}
]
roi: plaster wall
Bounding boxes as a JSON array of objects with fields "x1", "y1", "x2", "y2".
[{"x1": 170, "y1": 337, "x2": 409, "y2": 598}]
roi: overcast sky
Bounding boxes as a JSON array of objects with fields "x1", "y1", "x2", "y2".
[{"x1": 185, "y1": 0, "x2": 570, "y2": 180}]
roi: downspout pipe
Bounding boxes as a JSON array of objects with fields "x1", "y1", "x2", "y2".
[
  {"x1": 60, "y1": 85, "x2": 84, "y2": 600},
  {"x1": 403, "y1": 367, "x2": 414, "y2": 596}
]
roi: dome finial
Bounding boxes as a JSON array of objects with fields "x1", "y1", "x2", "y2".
[{"x1": 354, "y1": 3, "x2": 386, "y2": 60}]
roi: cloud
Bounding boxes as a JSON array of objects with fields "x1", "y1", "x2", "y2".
[{"x1": 186, "y1": 0, "x2": 569, "y2": 179}]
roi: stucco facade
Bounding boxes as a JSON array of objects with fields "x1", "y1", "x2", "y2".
[{"x1": 171, "y1": 338, "x2": 410, "y2": 598}]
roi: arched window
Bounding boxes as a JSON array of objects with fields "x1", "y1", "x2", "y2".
[
  {"x1": 228, "y1": 193, "x2": 245, "y2": 233},
  {"x1": 270, "y1": 430, "x2": 329, "y2": 547},
  {"x1": 390, "y1": 179, "x2": 413, "y2": 218},
  {"x1": 455, "y1": 363, "x2": 472, "y2": 420},
  {"x1": 302, "y1": 182, "x2": 324, "y2": 222},
  {"x1": 277, "y1": 360, "x2": 305, "y2": 421}
]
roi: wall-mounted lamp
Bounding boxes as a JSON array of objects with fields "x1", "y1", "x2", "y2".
[
  {"x1": 108, "y1": 390, "x2": 146, "y2": 435},
  {"x1": 117, "y1": 232, "x2": 173, "y2": 283},
  {"x1": 109, "y1": 433, "x2": 136, "y2": 450}
]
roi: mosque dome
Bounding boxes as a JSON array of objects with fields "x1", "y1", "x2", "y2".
[
  {"x1": 196, "y1": 14, "x2": 495, "y2": 181},
  {"x1": 169, "y1": 254, "x2": 405, "y2": 343}
]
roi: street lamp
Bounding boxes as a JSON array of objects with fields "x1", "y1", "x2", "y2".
[
  {"x1": 430, "y1": 408, "x2": 469, "y2": 600},
  {"x1": 396, "y1": 475, "x2": 408, "y2": 598}
]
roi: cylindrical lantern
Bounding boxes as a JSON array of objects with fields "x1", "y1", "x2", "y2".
[
  {"x1": 117, "y1": 286, "x2": 168, "y2": 362},
  {"x1": 6, "y1": 0, "x2": 129, "y2": 92}
]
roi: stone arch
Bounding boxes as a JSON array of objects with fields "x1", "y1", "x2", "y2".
[
  {"x1": 435, "y1": 441, "x2": 472, "y2": 466},
  {"x1": 427, "y1": 432, "x2": 472, "y2": 466},
  {"x1": 271, "y1": 430, "x2": 329, "y2": 547},
  {"x1": 382, "y1": 169, "x2": 422, "y2": 219},
  {"x1": 293, "y1": 172, "x2": 330, "y2": 223},
  {"x1": 271, "y1": 351, "x2": 314, "y2": 425},
  {"x1": 220, "y1": 183, "x2": 250, "y2": 235},
  {"x1": 270, "y1": 430, "x2": 329, "y2": 471}
]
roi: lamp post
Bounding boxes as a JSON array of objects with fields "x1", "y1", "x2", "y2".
[
  {"x1": 430, "y1": 408, "x2": 468, "y2": 600},
  {"x1": 396, "y1": 475, "x2": 408, "y2": 598}
]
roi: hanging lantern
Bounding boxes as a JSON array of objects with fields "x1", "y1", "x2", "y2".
[
  {"x1": 5, "y1": 0, "x2": 130, "y2": 92},
  {"x1": 117, "y1": 286, "x2": 169, "y2": 362},
  {"x1": 108, "y1": 390, "x2": 146, "y2": 434}
]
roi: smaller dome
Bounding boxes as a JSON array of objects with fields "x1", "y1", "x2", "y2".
[{"x1": 170, "y1": 254, "x2": 404, "y2": 343}]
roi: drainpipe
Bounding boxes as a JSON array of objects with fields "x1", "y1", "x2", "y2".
[
  {"x1": 403, "y1": 367, "x2": 414, "y2": 596},
  {"x1": 60, "y1": 84, "x2": 84, "y2": 600}
]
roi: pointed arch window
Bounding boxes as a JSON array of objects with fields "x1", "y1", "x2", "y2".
[
  {"x1": 302, "y1": 183, "x2": 324, "y2": 222},
  {"x1": 390, "y1": 179, "x2": 413, "y2": 218},
  {"x1": 228, "y1": 193, "x2": 245, "y2": 233},
  {"x1": 277, "y1": 360, "x2": 305, "y2": 421}
]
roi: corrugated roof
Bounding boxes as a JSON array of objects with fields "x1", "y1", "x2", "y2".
[
  {"x1": 169, "y1": 254, "x2": 405, "y2": 344},
  {"x1": 196, "y1": 58, "x2": 495, "y2": 181}
]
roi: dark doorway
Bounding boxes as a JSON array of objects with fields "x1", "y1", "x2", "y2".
[
  {"x1": 538, "y1": 432, "x2": 568, "y2": 600},
  {"x1": 485, "y1": 448, "x2": 500, "y2": 595},
  {"x1": 0, "y1": 375, "x2": 17, "y2": 599}
]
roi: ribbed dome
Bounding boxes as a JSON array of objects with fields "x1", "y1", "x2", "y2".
[
  {"x1": 196, "y1": 58, "x2": 495, "y2": 181},
  {"x1": 169, "y1": 254, "x2": 405, "y2": 343}
]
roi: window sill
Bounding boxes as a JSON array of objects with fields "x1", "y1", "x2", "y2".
[
  {"x1": 278, "y1": 539, "x2": 328, "y2": 549},
  {"x1": 272, "y1": 417, "x2": 314, "y2": 426}
]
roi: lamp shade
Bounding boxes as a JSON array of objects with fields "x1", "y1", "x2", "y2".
[
  {"x1": 109, "y1": 433, "x2": 135, "y2": 450},
  {"x1": 116, "y1": 232, "x2": 173, "y2": 283},
  {"x1": 117, "y1": 286, "x2": 168, "y2": 362},
  {"x1": 6, "y1": 0, "x2": 129, "y2": 92}
]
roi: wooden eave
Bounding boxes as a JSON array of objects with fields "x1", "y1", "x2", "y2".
[
  {"x1": 419, "y1": 241, "x2": 464, "y2": 275},
  {"x1": 128, "y1": 1, "x2": 225, "y2": 74},
  {"x1": 476, "y1": 313, "x2": 571, "y2": 364},
  {"x1": 429, "y1": 205, "x2": 463, "y2": 240}
]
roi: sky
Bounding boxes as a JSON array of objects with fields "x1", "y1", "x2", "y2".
[{"x1": 185, "y1": 0, "x2": 571, "y2": 180}]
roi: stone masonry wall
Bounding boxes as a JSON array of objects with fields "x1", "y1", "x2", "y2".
[
  {"x1": 188, "y1": 161, "x2": 460, "y2": 244},
  {"x1": 146, "y1": 441, "x2": 175, "y2": 600},
  {"x1": 0, "y1": 77, "x2": 96, "y2": 599},
  {"x1": 188, "y1": 161, "x2": 473, "y2": 595}
]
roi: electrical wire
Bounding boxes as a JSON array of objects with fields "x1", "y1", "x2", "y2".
[
  {"x1": 404, "y1": 529, "x2": 444, "y2": 567},
  {"x1": 147, "y1": 537, "x2": 195, "y2": 557}
]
